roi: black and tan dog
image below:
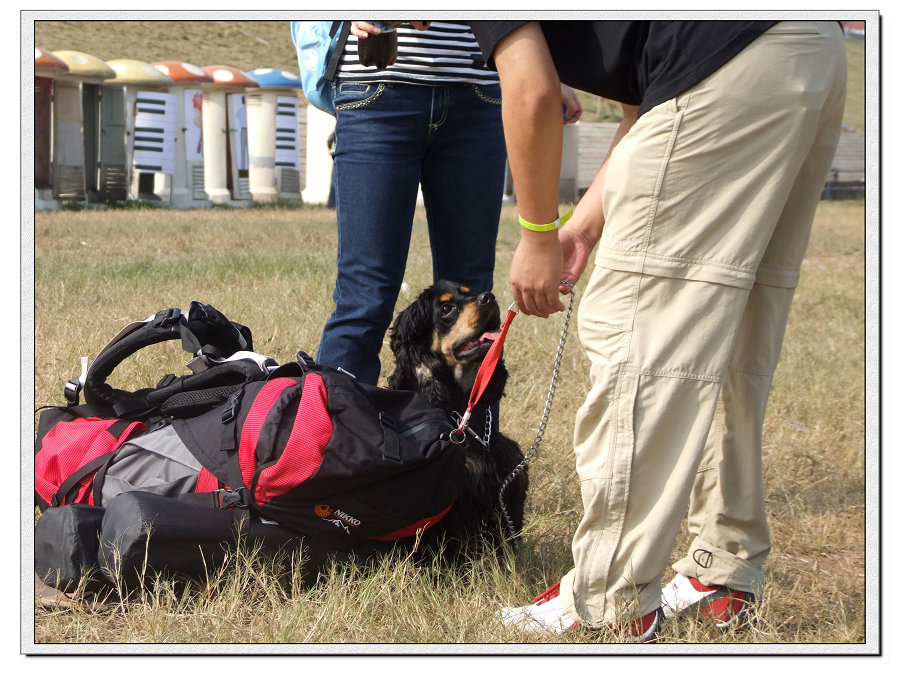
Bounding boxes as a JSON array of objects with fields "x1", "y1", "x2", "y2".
[{"x1": 387, "y1": 280, "x2": 529, "y2": 557}]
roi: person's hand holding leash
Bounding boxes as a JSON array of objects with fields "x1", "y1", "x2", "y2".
[
  {"x1": 510, "y1": 230, "x2": 566, "y2": 318},
  {"x1": 510, "y1": 215, "x2": 592, "y2": 317}
]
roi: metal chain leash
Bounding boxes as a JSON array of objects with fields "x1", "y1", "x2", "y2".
[
  {"x1": 498, "y1": 280, "x2": 576, "y2": 539},
  {"x1": 482, "y1": 406, "x2": 492, "y2": 449}
]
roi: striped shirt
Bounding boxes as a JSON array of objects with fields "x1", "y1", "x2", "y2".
[{"x1": 336, "y1": 21, "x2": 499, "y2": 85}]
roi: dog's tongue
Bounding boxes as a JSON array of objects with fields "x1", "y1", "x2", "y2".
[{"x1": 480, "y1": 330, "x2": 502, "y2": 343}]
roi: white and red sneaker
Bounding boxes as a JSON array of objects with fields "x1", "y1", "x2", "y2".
[
  {"x1": 629, "y1": 606, "x2": 664, "y2": 643},
  {"x1": 661, "y1": 572, "x2": 756, "y2": 630},
  {"x1": 497, "y1": 582, "x2": 578, "y2": 634},
  {"x1": 498, "y1": 582, "x2": 663, "y2": 642}
]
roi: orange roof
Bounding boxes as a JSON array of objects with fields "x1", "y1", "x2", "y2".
[
  {"x1": 153, "y1": 61, "x2": 215, "y2": 84},
  {"x1": 201, "y1": 65, "x2": 259, "y2": 88},
  {"x1": 35, "y1": 48, "x2": 69, "y2": 74}
]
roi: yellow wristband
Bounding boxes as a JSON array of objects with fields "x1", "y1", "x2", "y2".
[{"x1": 518, "y1": 208, "x2": 573, "y2": 232}]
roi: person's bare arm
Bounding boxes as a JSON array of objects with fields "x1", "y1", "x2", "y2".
[{"x1": 492, "y1": 22, "x2": 567, "y2": 317}]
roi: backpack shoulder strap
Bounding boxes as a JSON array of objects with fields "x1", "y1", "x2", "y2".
[
  {"x1": 75, "y1": 302, "x2": 252, "y2": 413},
  {"x1": 52, "y1": 450, "x2": 115, "y2": 507},
  {"x1": 324, "y1": 21, "x2": 351, "y2": 82}
]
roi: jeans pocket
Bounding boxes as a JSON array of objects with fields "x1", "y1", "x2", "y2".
[
  {"x1": 334, "y1": 81, "x2": 387, "y2": 112},
  {"x1": 471, "y1": 83, "x2": 502, "y2": 106}
]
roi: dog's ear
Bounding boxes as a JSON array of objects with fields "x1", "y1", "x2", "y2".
[
  {"x1": 387, "y1": 290, "x2": 435, "y2": 391},
  {"x1": 390, "y1": 290, "x2": 433, "y2": 349},
  {"x1": 388, "y1": 290, "x2": 457, "y2": 409}
]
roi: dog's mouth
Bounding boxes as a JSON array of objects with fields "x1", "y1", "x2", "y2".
[{"x1": 454, "y1": 328, "x2": 503, "y2": 361}]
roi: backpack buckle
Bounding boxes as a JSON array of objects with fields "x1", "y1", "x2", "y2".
[
  {"x1": 221, "y1": 390, "x2": 242, "y2": 423},
  {"x1": 64, "y1": 378, "x2": 82, "y2": 405},
  {"x1": 154, "y1": 307, "x2": 182, "y2": 329},
  {"x1": 64, "y1": 356, "x2": 90, "y2": 406},
  {"x1": 214, "y1": 487, "x2": 250, "y2": 510},
  {"x1": 156, "y1": 373, "x2": 178, "y2": 389}
]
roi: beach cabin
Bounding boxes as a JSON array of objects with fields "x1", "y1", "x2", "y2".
[
  {"x1": 246, "y1": 68, "x2": 303, "y2": 203},
  {"x1": 200, "y1": 65, "x2": 259, "y2": 205},
  {"x1": 106, "y1": 59, "x2": 175, "y2": 201},
  {"x1": 50, "y1": 50, "x2": 116, "y2": 203},
  {"x1": 34, "y1": 48, "x2": 70, "y2": 210},
  {"x1": 152, "y1": 61, "x2": 215, "y2": 208}
]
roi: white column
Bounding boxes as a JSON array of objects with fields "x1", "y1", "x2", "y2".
[
  {"x1": 247, "y1": 91, "x2": 278, "y2": 202},
  {"x1": 302, "y1": 104, "x2": 335, "y2": 206},
  {"x1": 201, "y1": 89, "x2": 231, "y2": 204},
  {"x1": 559, "y1": 123, "x2": 579, "y2": 204}
]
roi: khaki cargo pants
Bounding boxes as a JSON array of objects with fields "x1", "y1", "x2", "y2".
[{"x1": 558, "y1": 21, "x2": 847, "y2": 626}]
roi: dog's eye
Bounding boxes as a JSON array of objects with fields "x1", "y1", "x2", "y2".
[{"x1": 440, "y1": 303, "x2": 456, "y2": 319}]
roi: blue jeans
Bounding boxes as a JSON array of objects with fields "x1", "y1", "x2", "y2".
[{"x1": 316, "y1": 81, "x2": 507, "y2": 384}]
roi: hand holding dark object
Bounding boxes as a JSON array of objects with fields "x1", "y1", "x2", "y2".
[
  {"x1": 351, "y1": 22, "x2": 431, "y2": 68},
  {"x1": 357, "y1": 23, "x2": 399, "y2": 69},
  {"x1": 350, "y1": 21, "x2": 431, "y2": 37}
]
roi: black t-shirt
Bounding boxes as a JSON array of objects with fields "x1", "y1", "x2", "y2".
[{"x1": 469, "y1": 20, "x2": 778, "y2": 115}]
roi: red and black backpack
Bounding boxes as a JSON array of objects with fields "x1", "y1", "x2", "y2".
[{"x1": 34, "y1": 302, "x2": 467, "y2": 590}]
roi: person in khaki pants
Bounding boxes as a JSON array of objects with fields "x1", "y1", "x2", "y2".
[{"x1": 469, "y1": 20, "x2": 847, "y2": 640}]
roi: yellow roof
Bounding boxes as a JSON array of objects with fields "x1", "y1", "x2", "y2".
[
  {"x1": 52, "y1": 50, "x2": 116, "y2": 80},
  {"x1": 107, "y1": 59, "x2": 174, "y2": 86}
]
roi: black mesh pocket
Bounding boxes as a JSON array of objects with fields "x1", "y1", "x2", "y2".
[{"x1": 159, "y1": 385, "x2": 242, "y2": 417}]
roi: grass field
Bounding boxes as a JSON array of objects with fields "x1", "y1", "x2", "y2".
[{"x1": 28, "y1": 199, "x2": 869, "y2": 651}]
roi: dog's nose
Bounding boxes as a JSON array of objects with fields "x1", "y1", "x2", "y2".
[{"x1": 477, "y1": 292, "x2": 495, "y2": 305}]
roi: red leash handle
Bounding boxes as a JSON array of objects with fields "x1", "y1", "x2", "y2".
[{"x1": 451, "y1": 304, "x2": 517, "y2": 443}]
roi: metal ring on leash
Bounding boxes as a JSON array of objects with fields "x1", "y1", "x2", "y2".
[
  {"x1": 499, "y1": 280, "x2": 576, "y2": 539},
  {"x1": 449, "y1": 429, "x2": 468, "y2": 445}
]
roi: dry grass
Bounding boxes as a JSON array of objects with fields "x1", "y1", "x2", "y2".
[
  {"x1": 28, "y1": 199, "x2": 869, "y2": 652},
  {"x1": 33, "y1": 20, "x2": 301, "y2": 77},
  {"x1": 31, "y1": 19, "x2": 866, "y2": 131}
]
